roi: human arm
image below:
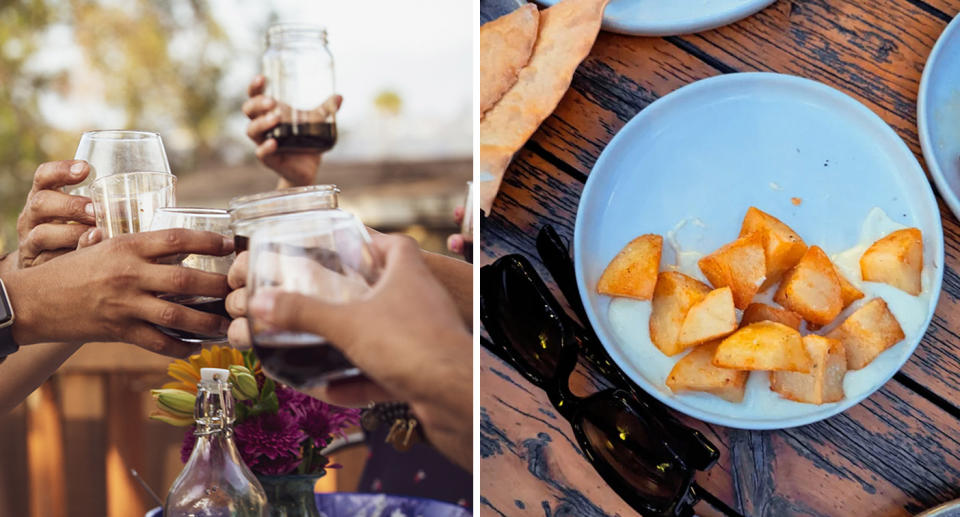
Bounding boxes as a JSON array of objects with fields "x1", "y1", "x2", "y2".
[
  {"x1": 4, "y1": 228, "x2": 234, "y2": 357},
  {"x1": 239, "y1": 234, "x2": 472, "y2": 470}
]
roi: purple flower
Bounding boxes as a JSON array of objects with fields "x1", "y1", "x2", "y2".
[
  {"x1": 180, "y1": 428, "x2": 197, "y2": 463},
  {"x1": 235, "y1": 411, "x2": 307, "y2": 468},
  {"x1": 276, "y1": 386, "x2": 360, "y2": 446},
  {"x1": 247, "y1": 451, "x2": 303, "y2": 476}
]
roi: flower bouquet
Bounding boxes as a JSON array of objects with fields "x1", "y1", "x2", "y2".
[{"x1": 151, "y1": 345, "x2": 360, "y2": 483}]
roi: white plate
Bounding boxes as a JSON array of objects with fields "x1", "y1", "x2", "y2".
[
  {"x1": 536, "y1": 0, "x2": 776, "y2": 36},
  {"x1": 574, "y1": 73, "x2": 944, "y2": 430},
  {"x1": 919, "y1": 15, "x2": 960, "y2": 223}
]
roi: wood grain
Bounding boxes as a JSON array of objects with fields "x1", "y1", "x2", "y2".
[{"x1": 480, "y1": 2, "x2": 960, "y2": 514}]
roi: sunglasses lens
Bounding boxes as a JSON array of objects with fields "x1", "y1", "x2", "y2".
[
  {"x1": 579, "y1": 395, "x2": 690, "y2": 510},
  {"x1": 498, "y1": 262, "x2": 561, "y2": 378}
]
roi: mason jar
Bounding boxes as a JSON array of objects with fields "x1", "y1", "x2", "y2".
[
  {"x1": 229, "y1": 185, "x2": 340, "y2": 252},
  {"x1": 262, "y1": 23, "x2": 337, "y2": 153}
]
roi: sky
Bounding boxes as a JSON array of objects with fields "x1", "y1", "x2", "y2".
[{"x1": 26, "y1": 0, "x2": 473, "y2": 162}]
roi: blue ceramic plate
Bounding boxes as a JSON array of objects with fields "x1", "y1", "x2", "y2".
[{"x1": 315, "y1": 493, "x2": 471, "y2": 517}]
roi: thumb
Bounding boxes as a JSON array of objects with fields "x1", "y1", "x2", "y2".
[
  {"x1": 76, "y1": 227, "x2": 102, "y2": 250},
  {"x1": 248, "y1": 289, "x2": 357, "y2": 346}
]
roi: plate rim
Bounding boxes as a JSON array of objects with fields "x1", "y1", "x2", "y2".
[
  {"x1": 573, "y1": 72, "x2": 945, "y2": 430},
  {"x1": 535, "y1": 0, "x2": 777, "y2": 36},
  {"x1": 918, "y1": 14, "x2": 960, "y2": 223}
]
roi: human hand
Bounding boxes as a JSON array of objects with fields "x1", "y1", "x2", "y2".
[
  {"x1": 5, "y1": 229, "x2": 235, "y2": 357},
  {"x1": 225, "y1": 251, "x2": 251, "y2": 348},
  {"x1": 243, "y1": 75, "x2": 343, "y2": 188},
  {"x1": 247, "y1": 233, "x2": 472, "y2": 469},
  {"x1": 16, "y1": 160, "x2": 96, "y2": 269},
  {"x1": 446, "y1": 206, "x2": 466, "y2": 255}
]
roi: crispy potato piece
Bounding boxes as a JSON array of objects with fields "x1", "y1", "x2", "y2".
[
  {"x1": 698, "y1": 232, "x2": 766, "y2": 310},
  {"x1": 740, "y1": 303, "x2": 803, "y2": 331},
  {"x1": 771, "y1": 335, "x2": 846, "y2": 404},
  {"x1": 826, "y1": 298, "x2": 905, "y2": 369},
  {"x1": 739, "y1": 207, "x2": 808, "y2": 289},
  {"x1": 666, "y1": 341, "x2": 748, "y2": 403},
  {"x1": 649, "y1": 272, "x2": 711, "y2": 356},
  {"x1": 480, "y1": 4, "x2": 540, "y2": 116},
  {"x1": 478, "y1": 0, "x2": 611, "y2": 213},
  {"x1": 774, "y1": 246, "x2": 843, "y2": 326},
  {"x1": 859, "y1": 228, "x2": 923, "y2": 295},
  {"x1": 713, "y1": 321, "x2": 812, "y2": 372},
  {"x1": 596, "y1": 234, "x2": 662, "y2": 300},
  {"x1": 676, "y1": 287, "x2": 737, "y2": 349},
  {"x1": 835, "y1": 267, "x2": 865, "y2": 309}
]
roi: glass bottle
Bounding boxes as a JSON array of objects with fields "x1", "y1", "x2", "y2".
[
  {"x1": 228, "y1": 184, "x2": 340, "y2": 252},
  {"x1": 165, "y1": 368, "x2": 268, "y2": 517},
  {"x1": 262, "y1": 23, "x2": 337, "y2": 153}
]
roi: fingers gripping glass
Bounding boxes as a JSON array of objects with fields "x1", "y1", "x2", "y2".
[{"x1": 481, "y1": 249, "x2": 732, "y2": 517}]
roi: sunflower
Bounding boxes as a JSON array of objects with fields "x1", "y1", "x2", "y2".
[{"x1": 162, "y1": 345, "x2": 260, "y2": 394}]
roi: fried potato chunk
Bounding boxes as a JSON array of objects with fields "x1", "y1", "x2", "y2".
[
  {"x1": 596, "y1": 234, "x2": 662, "y2": 300},
  {"x1": 676, "y1": 287, "x2": 737, "y2": 349},
  {"x1": 666, "y1": 341, "x2": 748, "y2": 403},
  {"x1": 697, "y1": 232, "x2": 766, "y2": 310},
  {"x1": 740, "y1": 303, "x2": 803, "y2": 331},
  {"x1": 835, "y1": 267, "x2": 865, "y2": 309},
  {"x1": 739, "y1": 207, "x2": 808, "y2": 289},
  {"x1": 859, "y1": 228, "x2": 923, "y2": 295},
  {"x1": 774, "y1": 246, "x2": 843, "y2": 326},
  {"x1": 650, "y1": 272, "x2": 711, "y2": 356},
  {"x1": 826, "y1": 298, "x2": 905, "y2": 370},
  {"x1": 771, "y1": 335, "x2": 846, "y2": 404},
  {"x1": 713, "y1": 321, "x2": 812, "y2": 373}
]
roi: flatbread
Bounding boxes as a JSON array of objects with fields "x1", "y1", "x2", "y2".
[
  {"x1": 480, "y1": 3, "x2": 540, "y2": 116},
  {"x1": 478, "y1": 0, "x2": 610, "y2": 213}
]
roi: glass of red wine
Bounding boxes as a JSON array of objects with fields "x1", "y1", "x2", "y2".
[
  {"x1": 149, "y1": 208, "x2": 234, "y2": 344},
  {"x1": 246, "y1": 210, "x2": 381, "y2": 388},
  {"x1": 262, "y1": 23, "x2": 337, "y2": 153}
]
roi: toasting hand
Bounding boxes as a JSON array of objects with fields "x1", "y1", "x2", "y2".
[
  {"x1": 12, "y1": 160, "x2": 96, "y2": 271},
  {"x1": 243, "y1": 75, "x2": 343, "y2": 188}
]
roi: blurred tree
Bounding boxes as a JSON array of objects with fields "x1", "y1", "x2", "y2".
[
  {"x1": 0, "y1": 0, "x2": 244, "y2": 252},
  {"x1": 373, "y1": 89, "x2": 402, "y2": 117}
]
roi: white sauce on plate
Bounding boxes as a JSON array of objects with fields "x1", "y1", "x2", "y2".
[{"x1": 607, "y1": 207, "x2": 933, "y2": 420}]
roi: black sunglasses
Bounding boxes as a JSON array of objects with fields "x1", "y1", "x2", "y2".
[{"x1": 481, "y1": 226, "x2": 740, "y2": 517}]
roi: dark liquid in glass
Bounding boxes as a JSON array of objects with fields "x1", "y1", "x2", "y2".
[
  {"x1": 463, "y1": 239, "x2": 473, "y2": 264},
  {"x1": 268, "y1": 122, "x2": 337, "y2": 152},
  {"x1": 157, "y1": 298, "x2": 229, "y2": 341},
  {"x1": 234, "y1": 234, "x2": 249, "y2": 253},
  {"x1": 253, "y1": 333, "x2": 357, "y2": 388}
]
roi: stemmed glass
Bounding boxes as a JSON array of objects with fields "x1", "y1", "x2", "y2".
[
  {"x1": 247, "y1": 210, "x2": 381, "y2": 388},
  {"x1": 149, "y1": 208, "x2": 234, "y2": 344},
  {"x1": 77, "y1": 130, "x2": 176, "y2": 237},
  {"x1": 72, "y1": 130, "x2": 171, "y2": 195}
]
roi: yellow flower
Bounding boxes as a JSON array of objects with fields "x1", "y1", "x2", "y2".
[{"x1": 161, "y1": 345, "x2": 254, "y2": 394}]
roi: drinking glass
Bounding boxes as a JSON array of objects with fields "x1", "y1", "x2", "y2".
[
  {"x1": 71, "y1": 130, "x2": 171, "y2": 194},
  {"x1": 150, "y1": 208, "x2": 233, "y2": 344},
  {"x1": 229, "y1": 184, "x2": 340, "y2": 252},
  {"x1": 461, "y1": 181, "x2": 474, "y2": 263},
  {"x1": 90, "y1": 172, "x2": 177, "y2": 238},
  {"x1": 262, "y1": 24, "x2": 337, "y2": 153},
  {"x1": 247, "y1": 210, "x2": 380, "y2": 388}
]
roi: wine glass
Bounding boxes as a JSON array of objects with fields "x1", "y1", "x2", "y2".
[
  {"x1": 90, "y1": 172, "x2": 177, "y2": 238},
  {"x1": 247, "y1": 210, "x2": 381, "y2": 388},
  {"x1": 71, "y1": 130, "x2": 171, "y2": 194},
  {"x1": 149, "y1": 208, "x2": 233, "y2": 344}
]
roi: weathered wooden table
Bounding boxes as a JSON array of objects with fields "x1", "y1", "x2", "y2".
[{"x1": 479, "y1": 2, "x2": 960, "y2": 515}]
